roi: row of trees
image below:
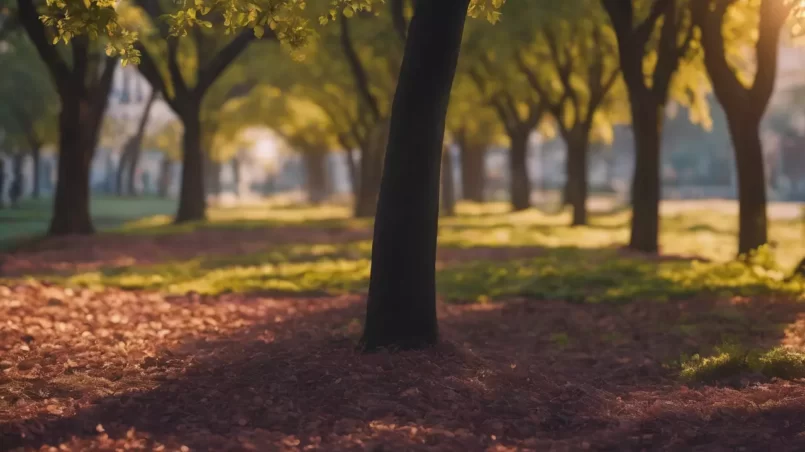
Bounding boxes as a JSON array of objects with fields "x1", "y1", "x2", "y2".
[{"x1": 0, "y1": 0, "x2": 800, "y2": 349}]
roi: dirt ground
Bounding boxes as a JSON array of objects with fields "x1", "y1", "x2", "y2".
[{"x1": 2, "y1": 228, "x2": 805, "y2": 451}]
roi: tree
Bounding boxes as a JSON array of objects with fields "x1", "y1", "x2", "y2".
[
  {"x1": 361, "y1": 0, "x2": 473, "y2": 350},
  {"x1": 446, "y1": 76, "x2": 505, "y2": 203},
  {"x1": 38, "y1": 0, "x2": 504, "y2": 350},
  {"x1": 467, "y1": 51, "x2": 545, "y2": 211},
  {"x1": 124, "y1": 0, "x2": 258, "y2": 222},
  {"x1": 515, "y1": 9, "x2": 622, "y2": 226},
  {"x1": 0, "y1": 30, "x2": 58, "y2": 201},
  {"x1": 144, "y1": 118, "x2": 183, "y2": 198},
  {"x1": 16, "y1": 0, "x2": 118, "y2": 235},
  {"x1": 693, "y1": 0, "x2": 794, "y2": 255},
  {"x1": 601, "y1": 0, "x2": 697, "y2": 252},
  {"x1": 116, "y1": 87, "x2": 158, "y2": 196}
]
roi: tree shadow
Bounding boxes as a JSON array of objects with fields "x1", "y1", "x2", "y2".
[{"x1": 4, "y1": 290, "x2": 805, "y2": 450}]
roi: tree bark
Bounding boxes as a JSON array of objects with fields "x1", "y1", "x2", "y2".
[
  {"x1": 0, "y1": 160, "x2": 5, "y2": 209},
  {"x1": 459, "y1": 140, "x2": 485, "y2": 202},
  {"x1": 567, "y1": 136, "x2": 589, "y2": 226},
  {"x1": 9, "y1": 153, "x2": 24, "y2": 207},
  {"x1": 126, "y1": 145, "x2": 142, "y2": 196},
  {"x1": 304, "y1": 150, "x2": 330, "y2": 205},
  {"x1": 31, "y1": 146, "x2": 41, "y2": 199},
  {"x1": 510, "y1": 132, "x2": 531, "y2": 211},
  {"x1": 158, "y1": 156, "x2": 173, "y2": 198},
  {"x1": 344, "y1": 148, "x2": 360, "y2": 199},
  {"x1": 175, "y1": 105, "x2": 206, "y2": 223},
  {"x1": 49, "y1": 97, "x2": 96, "y2": 235},
  {"x1": 361, "y1": 0, "x2": 469, "y2": 351},
  {"x1": 231, "y1": 156, "x2": 242, "y2": 197},
  {"x1": 728, "y1": 116, "x2": 768, "y2": 255},
  {"x1": 441, "y1": 145, "x2": 456, "y2": 216},
  {"x1": 629, "y1": 101, "x2": 663, "y2": 253},
  {"x1": 116, "y1": 148, "x2": 130, "y2": 196}
]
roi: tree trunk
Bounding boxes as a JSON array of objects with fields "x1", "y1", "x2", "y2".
[
  {"x1": 304, "y1": 150, "x2": 330, "y2": 204},
  {"x1": 344, "y1": 148, "x2": 359, "y2": 199},
  {"x1": 354, "y1": 121, "x2": 388, "y2": 218},
  {"x1": 31, "y1": 146, "x2": 41, "y2": 199},
  {"x1": 126, "y1": 144, "x2": 142, "y2": 196},
  {"x1": 116, "y1": 148, "x2": 130, "y2": 196},
  {"x1": 460, "y1": 141, "x2": 485, "y2": 202},
  {"x1": 158, "y1": 157, "x2": 173, "y2": 198},
  {"x1": 441, "y1": 145, "x2": 456, "y2": 216},
  {"x1": 510, "y1": 132, "x2": 531, "y2": 211},
  {"x1": 0, "y1": 160, "x2": 5, "y2": 209},
  {"x1": 49, "y1": 98, "x2": 96, "y2": 235},
  {"x1": 567, "y1": 136, "x2": 589, "y2": 226},
  {"x1": 628, "y1": 101, "x2": 663, "y2": 253},
  {"x1": 231, "y1": 156, "x2": 242, "y2": 197},
  {"x1": 563, "y1": 152, "x2": 575, "y2": 207},
  {"x1": 361, "y1": 0, "x2": 469, "y2": 351},
  {"x1": 728, "y1": 116, "x2": 768, "y2": 255},
  {"x1": 175, "y1": 106, "x2": 206, "y2": 223},
  {"x1": 9, "y1": 153, "x2": 24, "y2": 207}
]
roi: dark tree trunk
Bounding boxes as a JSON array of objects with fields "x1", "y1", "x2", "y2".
[
  {"x1": 562, "y1": 154, "x2": 575, "y2": 207},
  {"x1": 49, "y1": 98, "x2": 97, "y2": 235},
  {"x1": 344, "y1": 148, "x2": 360, "y2": 199},
  {"x1": 0, "y1": 160, "x2": 5, "y2": 209},
  {"x1": 175, "y1": 106, "x2": 206, "y2": 223},
  {"x1": 629, "y1": 101, "x2": 663, "y2": 253},
  {"x1": 354, "y1": 121, "x2": 388, "y2": 218},
  {"x1": 361, "y1": 0, "x2": 470, "y2": 351},
  {"x1": 31, "y1": 146, "x2": 41, "y2": 199},
  {"x1": 126, "y1": 145, "x2": 142, "y2": 196},
  {"x1": 231, "y1": 156, "x2": 242, "y2": 197},
  {"x1": 441, "y1": 146, "x2": 456, "y2": 216},
  {"x1": 304, "y1": 150, "x2": 330, "y2": 205},
  {"x1": 116, "y1": 148, "x2": 130, "y2": 196},
  {"x1": 510, "y1": 132, "x2": 531, "y2": 211},
  {"x1": 567, "y1": 136, "x2": 589, "y2": 226},
  {"x1": 728, "y1": 116, "x2": 768, "y2": 255},
  {"x1": 122, "y1": 91, "x2": 156, "y2": 197},
  {"x1": 158, "y1": 157, "x2": 173, "y2": 198},
  {"x1": 459, "y1": 141, "x2": 485, "y2": 202},
  {"x1": 9, "y1": 153, "x2": 24, "y2": 207}
]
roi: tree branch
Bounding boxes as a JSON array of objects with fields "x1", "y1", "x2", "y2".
[
  {"x1": 693, "y1": 0, "x2": 747, "y2": 110},
  {"x1": 339, "y1": 16, "x2": 382, "y2": 120},
  {"x1": 195, "y1": 30, "x2": 256, "y2": 96},
  {"x1": 134, "y1": 41, "x2": 177, "y2": 111},
  {"x1": 750, "y1": 0, "x2": 793, "y2": 110},
  {"x1": 390, "y1": 0, "x2": 408, "y2": 42}
]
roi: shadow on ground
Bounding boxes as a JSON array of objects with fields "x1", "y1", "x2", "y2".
[{"x1": 2, "y1": 285, "x2": 805, "y2": 451}]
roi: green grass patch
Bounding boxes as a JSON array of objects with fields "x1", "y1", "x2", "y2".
[
  {"x1": 25, "y1": 242, "x2": 804, "y2": 304},
  {"x1": 680, "y1": 343, "x2": 805, "y2": 383}
]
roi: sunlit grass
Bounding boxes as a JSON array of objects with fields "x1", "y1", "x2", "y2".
[
  {"x1": 7, "y1": 198, "x2": 805, "y2": 304},
  {"x1": 680, "y1": 343, "x2": 805, "y2": 383}
]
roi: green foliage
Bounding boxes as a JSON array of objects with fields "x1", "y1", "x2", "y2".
[
  {"x1": 0, "y1": 32, "x2": 58, "y2": 152},
  {"x1": 680, "y1": 344, "x2": 805, "y2": 383}
]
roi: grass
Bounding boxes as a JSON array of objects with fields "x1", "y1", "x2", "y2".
[
  {"x1": 0, "y1": 196, "x2": 177, "y2": 249},
  {"x1": 680, "y1": 343, "x2": 805, "y2": 383},
  {"x1": 5, "y1": 197, "x2": 805, "y2": 304}
]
